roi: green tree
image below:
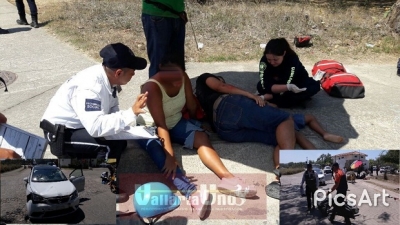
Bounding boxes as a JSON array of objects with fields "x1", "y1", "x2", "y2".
[
  {"x1": 379, "y1": 150, "x2": 400, "y2": 164},
  {"x1": 316, "y1": 153, "x2": 333, "y2": 167}
]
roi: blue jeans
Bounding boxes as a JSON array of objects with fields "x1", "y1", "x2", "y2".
[
  {"x1": 136, "y1": 118, "x2": 202, "y2": 198},
  {"x1": 141, "y1": 14, "x2": 186, "y2": 77},
  {"x1": 214, "y1": 95, "x2": 301, "y2": 146},
  {"x1": 16, "y1": 0, "x2": 38, "y2": 15}
]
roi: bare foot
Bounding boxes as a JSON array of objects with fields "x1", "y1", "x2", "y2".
[{"x1": 323, "y1": 133, "x2": 344, "y2": 143}]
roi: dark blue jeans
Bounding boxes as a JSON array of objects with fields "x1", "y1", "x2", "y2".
[
  {"x1": 16, "y1": 0, "x2": 38, "y2": 15},
  {"x1": 214, "y1": 95, "x2": 292, "y2": 146},
  {"x1": 141, "y1": 13, "x2": 186, "y2": 77}
]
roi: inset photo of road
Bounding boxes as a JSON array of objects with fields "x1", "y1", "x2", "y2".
[
  {"x1": 0, "y1": 158, "x2": 116, "y2": 224},
  {"x1": 279, "y1": 150, "x2": 399, "y2": 225}
]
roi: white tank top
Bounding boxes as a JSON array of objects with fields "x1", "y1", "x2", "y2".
[{"x1": 137, "y1": 78, "x2": 186, "y2": 129}]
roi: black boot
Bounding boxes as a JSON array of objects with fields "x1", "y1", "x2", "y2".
[
  {"x1": 397, "y1": 58, "x2": 400, "y2": 76},
  {"x1": 16, "y1": 14, "x2": 29, "y2": 25},
  {"x1": 0, "y1": 27, "x2": 9, "y2": 34},
  {"x1": 30, "y1": 14, "x2": 39, "y2": 28}
]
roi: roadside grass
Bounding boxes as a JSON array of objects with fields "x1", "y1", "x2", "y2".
[
  {"x1": 281, "y1": 167, "x2": 305, "y2": 175},
  {"x1": 9, "y1": 0, "x2": 400, "y2": 64},
  {"x1": 0, "y1": 159, "x2": 23, "y2": 173}
]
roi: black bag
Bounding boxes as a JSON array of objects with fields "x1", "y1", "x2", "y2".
[
  {"x1": 336, "y1": 202, "x2": 358, "y2": 219},
  {"x1": 318, "y1": 197, "x2": 359, "y2": 219}
]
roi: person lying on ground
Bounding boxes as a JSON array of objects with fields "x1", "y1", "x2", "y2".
[{"x1": 195, "y1": 73, "x2": 343, "y2": 185}]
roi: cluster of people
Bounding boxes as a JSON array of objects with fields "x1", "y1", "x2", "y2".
[
  {"x1": 2, "y1": 0, "x2": 346, "y2": 221},
  {"x1": 35, "y1": 36, "x2": 345, "y2": 219},
  {"x1": 300, "y1": 162, "x2": 352, "y2": 225}
]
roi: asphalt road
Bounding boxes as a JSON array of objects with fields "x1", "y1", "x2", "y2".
[
  {"x1": 280, "y1": 172, "x2": 400, "y2": 225},
  {"x1": 0, "y1": 167, "x2": 115, "y2": 224}
]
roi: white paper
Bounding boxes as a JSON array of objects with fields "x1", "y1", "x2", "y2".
[
  {"x1": 313, "y1": 69, "x2": 326, "y2": 81},
  {"x1": 104, "y1": 126, "x2": 158, "y2": 140}
]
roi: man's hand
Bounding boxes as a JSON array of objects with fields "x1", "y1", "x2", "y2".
[
  {"x1": 287, "y1": 84, "x2": 307, "y2": 93},
  {"x1": 132, "y1": 92, "x2": 148, "y2": 116},
  {"x1": 0, "y1": 148, "x2": 21, "y2": 159}
]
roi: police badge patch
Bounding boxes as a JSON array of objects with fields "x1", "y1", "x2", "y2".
[{"x1": 85, "y1": 99, "x2": 101, "y2": 111}]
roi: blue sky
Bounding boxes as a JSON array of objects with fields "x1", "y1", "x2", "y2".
[{"x1": 280, "y1": 150, "x2": 389, "y2": 164}]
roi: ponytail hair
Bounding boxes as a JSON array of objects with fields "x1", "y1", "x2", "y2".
[{"x1": 263, "y1": 38, "x2": 297, "y2": 58}]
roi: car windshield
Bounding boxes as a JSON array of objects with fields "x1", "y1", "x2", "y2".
[
  {"x1": 314, "y1": 168, "x2": 323, "y2": 174},
  {"x1": 31, "y1": 168, "x2": 68, "y2": 182}
]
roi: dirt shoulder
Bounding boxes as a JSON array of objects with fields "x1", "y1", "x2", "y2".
[{"x1": 363, "y1": 174, "x2": 400, "y2": 194}]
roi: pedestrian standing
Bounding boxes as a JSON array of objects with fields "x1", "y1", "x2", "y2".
[
  {"x1": 141, "y1": 0, "x2": 187, "y2": 77},
  {"x1": 300, "y1": 163, "x2": 319, "y2": 211},
  {"x1": 15, "y1": 0, "x2": 39, "y2": 28}
]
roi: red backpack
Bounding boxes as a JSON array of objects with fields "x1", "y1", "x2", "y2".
[{"x1": 312, "y1": 60, "x2": 365, "y2": 99}]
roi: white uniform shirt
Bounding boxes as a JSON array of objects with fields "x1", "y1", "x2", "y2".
[{"x1": 41, "y1": 64, "x2": 137, "y2": 137}]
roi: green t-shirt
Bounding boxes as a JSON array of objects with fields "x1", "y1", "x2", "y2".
[{"x1": 142, "y1": 0, "x2": 185, "y2": 18}]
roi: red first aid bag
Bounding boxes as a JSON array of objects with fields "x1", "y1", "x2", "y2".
[
  {"x1": 320, "y1": 72, "x2": 365, "y2": 99},
  {"x1": 311, "y1": 59, "x2": 346, "y2": 76},
  {"x1": 312, "y1": 60, "x2": 365, "y2": 99}
]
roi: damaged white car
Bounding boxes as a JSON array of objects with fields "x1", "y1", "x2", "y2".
[{"x1": 23, "y1": 164, "x2": 85, "y2": 219}]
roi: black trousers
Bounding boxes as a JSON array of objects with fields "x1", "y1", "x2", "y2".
[
  {"x1": 306, "y1": 186, "x2": 316, "y2": 209},
  {"x1": 257, "y1": 77, "x2": 321, "y2": 108},
  {"x1": 15, "y1": 0, "x2": 37, "y2": 15},
  {"x1": 330, "y1": 193, "x2": 351, "y2": 224},
  {"x1": 62, "y1": 128, "x2": 127, "y2": 167}
]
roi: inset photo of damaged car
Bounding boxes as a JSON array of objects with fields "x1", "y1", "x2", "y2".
[
  {"x1": 1, "y1": 158, "x2": 116, "y2": 224},
  {"x1": 24, "y1": 164, "x2": 84, "y2": 219}
]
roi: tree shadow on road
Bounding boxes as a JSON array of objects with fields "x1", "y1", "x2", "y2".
[{"x1": 280, "y1": 183, "x2": 326, "y2": 225}]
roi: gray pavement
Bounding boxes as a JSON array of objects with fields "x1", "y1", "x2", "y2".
[{"x1": 1, "y1": 0, "x2": 400, "y2": 224}]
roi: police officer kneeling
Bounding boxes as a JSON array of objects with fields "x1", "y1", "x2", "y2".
[
  {"x1": 300, "y1": 163, "x2": 319, "y2": 211},
  {"x1": 41, "y1": 43, "x2": 148, "y2": 163}
]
